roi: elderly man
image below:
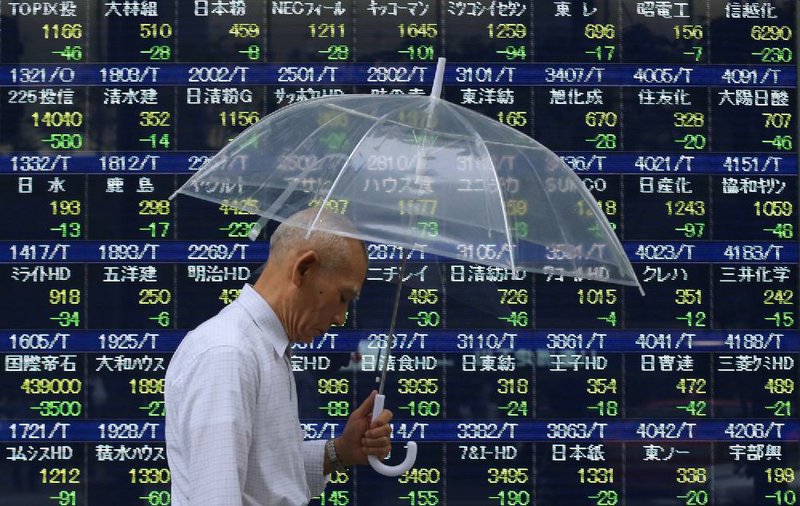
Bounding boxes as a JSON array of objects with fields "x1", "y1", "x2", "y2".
[{"x1": 165, "y1": 209, "x2": 392, "y2": 506}]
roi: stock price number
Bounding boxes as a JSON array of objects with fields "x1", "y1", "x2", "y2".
[
  {"x1": 578, "y1": 467, "x2": 614, "y2": 484},
  {"x1": 139, "y1": 289, "x2": 172, "y2": 305},
  {"x1": 577, "y1": 199, "x2": 617, "y2": 218},
  {"x1": 398, "y1": 490, "x2": 440, "y2": 505},
  {"x1": 32, "y1": 112, "x2": 83, "y2": 128},
  {"x1": 487, "y1": 23, "x2": 526, "y2": 39},
  {"x1": 30, "y1": 400, "x2": 82, "y2": 417},
  {"x1": 319, "y1": 400, "x2": 349, "y2": 417},
  {"x1": 763, "y1": 112, "x2": 792, "y2": 128},
  {"x1": 675, "y1": 310, "x2": 706, "y2": 328},
  {"x1": 50, "y1": 200, "x2": 81, "y2": 216},
  {"x1": 408, "y1": 310, "x2": 440, "y2": 327},
  {"x1": 588, "y1": 490, "x2": 619, "y2": 506},
  {"x1": 139, "y1": 491, "x2": 171, "y2": 506},
  {"x1": 675, "y1": 289, "x2": 702, "y2": 305},
  {"x1": 753, "y1": 201, "x2": 793, "y2": 217},
  {"x1": 21, "y1": 378, "x2": 81, "y2": 395},
  {"x1": 498, "y1": 289, "x2": 528, "y2": 305},
  {"x1": 41, "y1": 468, "x2": 80, "y2": 484},
  {"x1": 43, "y1": 133, "x2": 83, "y2": 150},
  {"x1": 506, "y1": 199, "x2": 528, "y2": 216},
  {"x1": 228, "y1": 23, "x2": 259, "y2": 37},
  {"x1": 408, "y1": 289, "x2": 439, "y2": 305},
  {"x1": 766, "y1": 468, "x2": 796, "y2": 484},
  {"x1": 139, "y1": 111, "x2": 170, "y2": 127},
  {"x1": 138, "y1": 199, "x2": 170, "y2": 216},
  {"x1": 42, "y1": 24, "x2": 83, "y2": 39},
  {"x1": 488, "y1": 490, "x2": 530, "y2": 505},
  {"x1": 584, "y1": 24, "x2": 615, "y2": 39},
  {"x1": 585, "y1": 111, "x2": 617, "y2": 127},
  {"x1": 129, "y1": 468, "x2": 171, "y2": 484},
  {"x1": 318, "y1": 378, "x2": 349, "y2": 394},
  {"x1": 49, "y1": 491, "x2": 77, "y2": 506},
  {"x1": 577, "y1": 288, "x2": 617, "y2": 305},
  {"x1": 665, "y1": 200, "x2": 705, "y2": 216},
  {"x1": 398, "y1": 23, "x2": 437, "y2": 38},
  {"x1": 219, "y1": 111, "x2": 260, "y2": 127},
  {"x1": 676, "y1": 378, "x2": 707, "y2": 394},
  {"x1": 587, "y1": 378, "x2": 617, "y2": 395},
  {"x1": 764, "y1": 378, "x2": 795, "y2": 394},
  {"x1": 674, "y1": 112, "x2": 704, "y2": 128},
  {"x1": 309, "y1": 23, "x2": 345, "y2": 37},
  {"x1": 497, "y1": 378, "x2": 528, "y2": 394},
  {"x1": 318, "y1": 490, "x2": 349, "y2": 506},
  {"x1": 751, "y1": 25, "x2": 792, "y2": 41},
  {"x1": 219, "y1": 288, "x2": 241, "y2": 304},
  {"x1": 140, "y1": 23, "x2": 173, "y2": 38},
  {"x1": 399, "y1": 400, "x2": 440, "y2": 416},
  {"x1": 676, "y1": 490, "x2": 709, "y2": 505},
  {"x1": 130, "y1": 378, "x2": 164, "y2": 394},
  {"x1": 399, "y1": 468, "x2": 441, "y2": 484},
  {"x1": 753, "y1": 47, "x2": 792, "y2": 63},
  {"x1": 50, "y1": 289, "x2": 81, "y2": 305},
  {"x1": 674, "y1": 25, "x2": 703, "y2": 39},
  {"x1": 676, "y1": 467, "x2": 708, "y2": 484},
  {"x1": 220, "y1": 221, "x2": 256, "y2": 238},
  {"x1": 764, "y1": 289, "x2": 794, "y2": 305},
  {"x1": 399, "y1": 378, "x2": 439, "y2": 394},
  {"x1": 488, "y1": 468, "x2": 529, "y2": 484},
  {"x1": 497, "y1": 111, "x2": 527, "y2": 127},
  {"x1": 587, "y1": 399, "x2": 618, "y2": 416}
]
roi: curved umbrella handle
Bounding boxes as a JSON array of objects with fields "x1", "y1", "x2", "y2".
[{"x1": 368, "y1": 394, "x2": 418, "y2": 477}]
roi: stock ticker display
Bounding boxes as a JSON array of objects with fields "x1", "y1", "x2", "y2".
[{"x1": 0, "y1": 0, "x2": 798, "y2": 505}]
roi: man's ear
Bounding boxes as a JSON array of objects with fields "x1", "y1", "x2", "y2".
[{"x1": 291, "y1": 250, "x2": 320, "y2": 287}]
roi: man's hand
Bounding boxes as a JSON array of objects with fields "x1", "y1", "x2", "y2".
[{"x1": 335, "y1": 390, "x2": 392, "y2": 466}]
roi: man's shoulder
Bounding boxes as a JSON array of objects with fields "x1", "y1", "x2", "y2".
[
  {"x1": 195, "y1": 302, "x2": 251, "y2": 335},
  {"x1": 165, "y1": 306, "x2": 264, "y2": 395},
  {"x1": 169, "y1": 304, "x2": 259, "y2": 370}
]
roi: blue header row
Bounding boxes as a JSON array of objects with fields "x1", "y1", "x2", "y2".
[
  {"x1": 1, "y1": 63, "x2": 796, "y2": 87},
  {"x1": 1, "y1": 153, "x2": 797, "y2": 175},
  {"x1": 1, "y1": 420, "x2": 797, "y2": 442},
  {"x1": 1, "y1": 241, "x2": 797, "y2": 263},
  {"x1": 1, "y1": 329, "x2": 797, "y2": 352}
]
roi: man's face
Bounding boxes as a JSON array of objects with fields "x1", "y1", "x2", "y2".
[{"x1": 293, "y1": 240, "x2": 367, "y2": 343}]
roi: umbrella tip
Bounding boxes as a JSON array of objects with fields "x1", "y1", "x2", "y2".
[{"x1": 431, "y1": 57, "x2": 446, "y2": 99}]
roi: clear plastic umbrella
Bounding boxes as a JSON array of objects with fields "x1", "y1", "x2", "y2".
[{"x1": 171, "y1": 58, "x2": 642, "y2": 476}]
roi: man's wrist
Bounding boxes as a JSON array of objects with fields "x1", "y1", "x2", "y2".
[{"x1": 327, "y1": 438, "x2": 348, "y2": 472}]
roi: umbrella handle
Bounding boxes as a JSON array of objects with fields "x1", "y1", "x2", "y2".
[{"x1": 368, "y1": 394, "x2": 418, "y2": 477}]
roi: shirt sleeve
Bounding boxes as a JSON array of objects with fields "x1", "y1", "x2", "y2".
[
  {"x1": 177, "y1": 345, "x2": 258, "y2": 506},
  {"x1": 302, "y1": 439, "x2": 329, "y2": 497}
]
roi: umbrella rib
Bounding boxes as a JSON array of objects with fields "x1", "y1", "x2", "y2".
[
  {"x1": 306, "y1": 100, "x2": 420, "y2": 236},
  {"x1": 171, "y1": 97, "x2": 343, "y2": 201},
  {"x1": 512, "y1": 145, "x2": 576, "y2": 273},
  {"x1": 445, "y1": 106, "x2": 517, "y2": 272},
  {"x1": 515, "y1": 145, "x2": 641, "y2": 291},
  {"x1": 307, "y1": 99, "x2": 426, "y2": 395},
  {"x1": 261, "y1": 106, "x2": 356, "y2": 218}
]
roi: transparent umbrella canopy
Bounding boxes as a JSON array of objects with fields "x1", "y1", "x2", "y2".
[{"x1": 171, "y1": 58, "x2": 642, "y2": 476}]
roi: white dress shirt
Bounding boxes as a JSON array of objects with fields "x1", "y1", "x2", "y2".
[{"x1": 165, "y1": 284, "x2": 328, "y2": 506}]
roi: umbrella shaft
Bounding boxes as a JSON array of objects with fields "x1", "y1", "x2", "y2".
[{"x1": 378, "y1": 251, "x2": 410, "y2": 395}]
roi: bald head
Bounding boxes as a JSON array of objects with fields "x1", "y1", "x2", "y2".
[
  {"x1": 255, "y1": 208, "x2": 368, "y2": 343},
  {"x1": 267, "y1": 207, "x2": 367, "y2": 273}
]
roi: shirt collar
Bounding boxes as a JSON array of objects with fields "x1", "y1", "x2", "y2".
[{"x1": 237, "y1": 283, "x2": 291, "y2": 358}]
